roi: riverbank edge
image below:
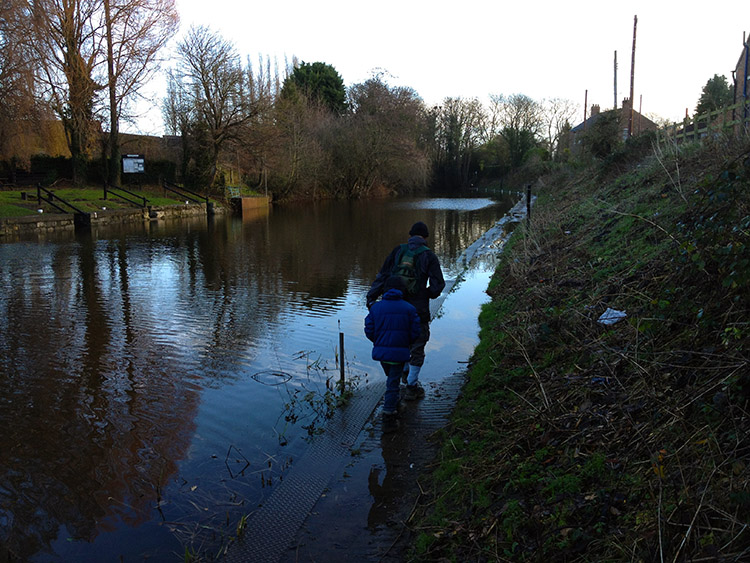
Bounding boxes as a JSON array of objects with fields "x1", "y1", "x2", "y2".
[
  {"x1": 0, "y1": 202, "x2": 228, "y2": 239},
  {"x1": 409, "y1": 137, "x2": 750, "y2": 560},
  {"x1": 0, "y1": 188, "x2": 273, "y2": 239}
]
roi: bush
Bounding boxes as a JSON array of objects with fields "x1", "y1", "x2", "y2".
[
  {"x1": 583, "y1": 110, "x2": 622, "y2": 159},
  {"x1": 143, "y1": 159, "x2": 177, "y2": 185},
  {"x1": 30, "y1": 155, "x2": 73, "y2": 183}
]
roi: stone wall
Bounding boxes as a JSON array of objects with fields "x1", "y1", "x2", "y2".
[
  {"x1": 0, "y1": 202, "x2": 232, "y2": 240},
  {"x1": 0, "y1": 213, "x2": 76, "y2": 239}
]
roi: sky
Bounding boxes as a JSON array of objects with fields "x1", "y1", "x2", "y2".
[{"x1": 132, "y1": 0, "x2": 749, "y2": 135}]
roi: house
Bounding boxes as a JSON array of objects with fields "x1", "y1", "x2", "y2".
[
  {"x1": 569, "y1": 98, "x2": 658, "y2": 154},
  {"x1": 666, "y1": 32, "x2": 750, "y2": 142},
  {"x1": 731, "y1": 32, "x2": 749, "y2": 131}
]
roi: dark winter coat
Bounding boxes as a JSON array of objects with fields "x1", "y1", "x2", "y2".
[
  {"x1": 364, "y1": 289, "x2": 421, "y2": 363},
  {"x1": 366, "y1": 236, "x2": 445, "y2": 323}
]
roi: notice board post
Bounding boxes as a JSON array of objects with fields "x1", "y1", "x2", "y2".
[{"x1": 122, "y1": 154, "x2": 145, "y2": 190}]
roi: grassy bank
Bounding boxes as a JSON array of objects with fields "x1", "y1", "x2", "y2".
[
  {"x1": 0, "y1": 185, "x2": 189, "y2": 217},
  {"x1": 0, "y1": 183, "x2": 254, "y2": 217},
  {"x1": 413, "y1": 136, "x2": 750, "y2": 561}
]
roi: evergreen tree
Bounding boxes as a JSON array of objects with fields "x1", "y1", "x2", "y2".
[
  {"x1": 281, "y1": 62, "x2": 347, "y2": 115},
  {"x1": 695, "y1": 74, "x2": 733, "y2": 116}
]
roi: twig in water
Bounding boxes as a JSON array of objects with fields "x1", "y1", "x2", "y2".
[{"x1": 224, "y1": 445, "x2": 251, "y2": 478}]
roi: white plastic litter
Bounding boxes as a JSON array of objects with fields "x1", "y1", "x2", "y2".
[{"x1": 598, "y1": 308, "x2": 627, "y2": 325}]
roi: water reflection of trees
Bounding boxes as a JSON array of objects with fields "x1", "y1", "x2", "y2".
[
  {"x1": 0, "y1": 197, "x2": 515, "y2": 559},
  {"x1": 0, "y1": 238, "x2": 199, "y2": 559}
]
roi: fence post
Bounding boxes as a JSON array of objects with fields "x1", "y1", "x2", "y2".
[
  {"x1": 526, "y1": 185, "x2": 531, "y2": 226},
  {"x1": 339, "y1": 330, "x2": 345, "y2": 393}
]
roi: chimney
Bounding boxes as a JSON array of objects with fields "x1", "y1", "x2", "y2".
[
  {"x1": 591, "y1": 104, "x2": 600, "y2": 116},
  {"x1": 622, "y1": 98, "x2": 632, "y2": 113}
]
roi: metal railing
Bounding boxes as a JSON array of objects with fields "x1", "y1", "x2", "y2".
[
  {"x1": 36, "y1": 184, "x2": 87, "y2": 215},
  {"x1": 162, "y1": 181, "x2": 209, "y2": 205},
  {"x1": 104, "y1": 183, "x2": 148, "y2": 208}
]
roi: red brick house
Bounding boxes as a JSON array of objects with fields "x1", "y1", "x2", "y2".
[
  {"x1": 732, "y1": 32, "x2": 749, "y2": 131},
  {"x1": 569, "y1": 98, "x2": 658, "y2": 154}
]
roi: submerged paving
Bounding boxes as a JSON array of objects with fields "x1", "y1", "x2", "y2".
[
  {"x1": 225, "y1": 206, "x2": 524, "y2": 562},
  {"x1": 224, "y1": 283, "x2": 455, "y2": 562},
  {"x1": 225, "y1": 377, "x2": 387, "y2": 562}
]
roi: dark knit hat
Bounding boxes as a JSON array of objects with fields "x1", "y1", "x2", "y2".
[
  {"x1": 384, "y1": 276, "x2": 406, "y2": 293},
  {"x1": 409, "y1": 221, "x2": 429, "y2": 238}
]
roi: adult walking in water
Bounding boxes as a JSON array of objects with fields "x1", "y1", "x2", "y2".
[{"x1": 366, "y1": 221, "x2": 445, "y2": 400}]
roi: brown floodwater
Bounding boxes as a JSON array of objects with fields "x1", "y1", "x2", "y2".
[{"x1": 0, "y1": 195, "x2": 517, "y2": 561}]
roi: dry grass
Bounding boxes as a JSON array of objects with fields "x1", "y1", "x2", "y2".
[{"x1": 410, "y1": 138, "x2": 750, "y2": 561}]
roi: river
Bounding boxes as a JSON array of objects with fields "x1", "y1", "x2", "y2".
[{"x1": 0, "y1": 195, "x2": 517, "y2": 560}]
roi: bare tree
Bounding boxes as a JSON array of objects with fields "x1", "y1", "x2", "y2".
[
  {"x1": 162, "y1": 69, "x2": 195, "y2": 181},
  {"x1": 341, "y1": 77, "x2": 430, "y2": 195},
  {"x1": 27, "y1": 0, "x2": 105, "y2": 184},
  {"x1": 18, "y1": 0, "x2": 176, "y2": 185},
  {"x1": 491, "y1": 93, "x2": 543, "y2": 168},
  {"x1": 0, "y1": 0, "x2": 39, "y2": 169},
  {"x1": 172, "y1": 25, "x2": 256, "y2": 190},
  {"x1": 540, "y1": 97, "x2": 578, "y2": 159},
  {"x1": 273, "y1": 91, "x2": 328, "y2": 197},
  {"x1": 102, "y1": 0, "x2": 178, "y2": 185},
  {"x1": 479, "y1": 95, "x2": 502, "y2": 144},
  {"x1": 238, "y1": 54, "x2": 285, "y2": 192},
  {"x1": 492, "y1": 93, "x2": 543, "y2": 138},
  {"x1": 434, "y1": 97, "x2": 485, "y2": 189}
]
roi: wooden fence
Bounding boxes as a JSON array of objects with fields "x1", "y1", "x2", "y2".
[{"x1": 665, "y1": 99, "x2": 750, "y2": 143}]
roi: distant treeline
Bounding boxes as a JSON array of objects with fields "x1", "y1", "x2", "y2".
[{"x1": 1, "y1": 0, "x2": 582, "y2": 198}]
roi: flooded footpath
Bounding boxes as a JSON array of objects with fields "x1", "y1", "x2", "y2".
[
  {"x1": 0, "y1": 195, "x2": 520, "y2": 561},
  {"x1": 229, "y1": 208, "x2": 525, "y2": 562}
]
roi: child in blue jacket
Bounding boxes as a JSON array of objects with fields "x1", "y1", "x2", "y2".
[{"x1": 365, "y1": 276, "x2": 421, "y2": 430}]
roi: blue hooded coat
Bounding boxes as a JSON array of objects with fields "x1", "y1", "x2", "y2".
[{"x1": 364, "y1": 288, "x2": 421, "y2": 363}]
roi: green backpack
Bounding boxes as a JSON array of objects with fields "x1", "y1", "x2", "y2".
[{"x1": 391, "y1": 244, "x2": 428, "y2": 295}]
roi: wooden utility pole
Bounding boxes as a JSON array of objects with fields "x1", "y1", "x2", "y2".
[
  {"x1": 614, "y1": 51, "x2": 618, "y2": 109},
  {"x1": 628, "y1": 15, "x2": 638, "y2": 137},
  {"x1": 583, "y1": 89, "x2": 588, "y2": 131}
]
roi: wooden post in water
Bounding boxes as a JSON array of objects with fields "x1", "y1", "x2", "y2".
[
  {"x1": 526, "y1": 185, "x2": 532, "y2": 226},
  {"x1": 338, "y1": 320, "x2": 345, "y2": 393}
]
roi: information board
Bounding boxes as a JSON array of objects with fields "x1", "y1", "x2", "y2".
[{"x1": 122, "y1": 154, "x2": 145, "y2": 174}]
